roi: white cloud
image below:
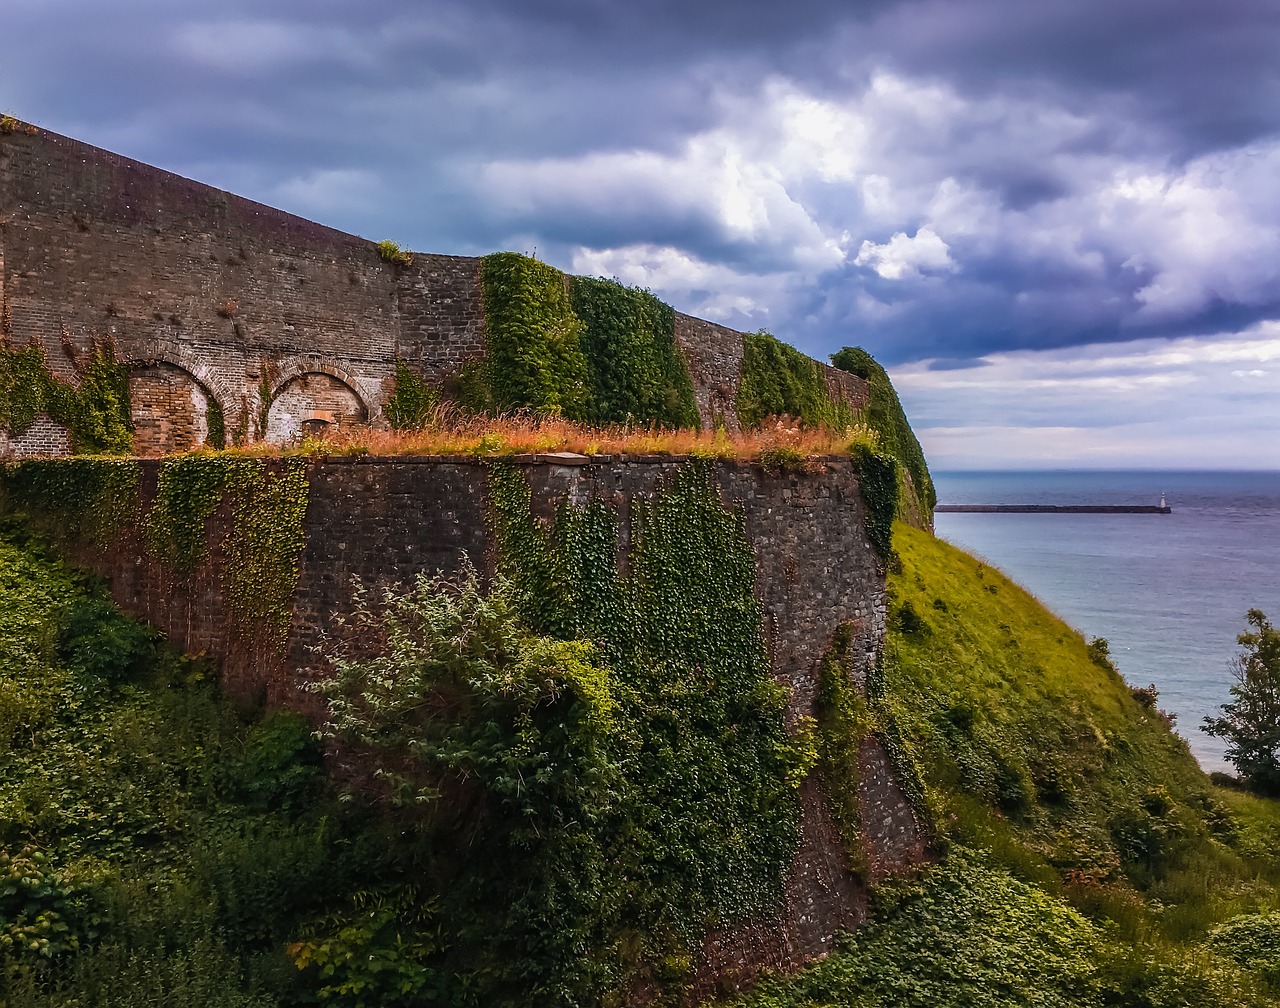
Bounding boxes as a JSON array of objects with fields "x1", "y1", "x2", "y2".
[
  {"x1": 895, "y1": 326, "x2": 1280, "y2": 469},
  {"x1": 854, "y1": 227, "x2": 957, "y2": 280}
]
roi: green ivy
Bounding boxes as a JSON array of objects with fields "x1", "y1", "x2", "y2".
[
  {"x1": 853, "y1": 442, "x2": 899, "y2": 557},
  {"x1": 147, "y1": 455, "x2": 260, "y2": 575},
  {"x1": 475, "y1": 253, "x2": 590, "y2": 417},
  {"x1": 484, "y1": 460, "x2": 808, "y2": 998},
  {"x1": 205, "y1": 397, "x2": 226, "y2": 450},
  {"x1": 382, "y1": 360, "x2": 438, "y2": 430},
  {"x1": 815, "y1": 623, "x2": 872, "y2": 871},
  {"x1": 569, "y1": 276, "x2": 699, "y2": 428},
  {"x1": 0, "y1": 341, "x2": 133, "y2": 455},
  {"x1": 831, "y1": 346, "x2": 936, "y2": 514},
  {"x1": 0, "y1": 458, "x2": 140, "y2": 547},
  {"x1": 224, "y1": 459, "x2": 309, "y2": 654},
  {"x1": 735, "y1": 329, "x2": 858, "y2": 429}
]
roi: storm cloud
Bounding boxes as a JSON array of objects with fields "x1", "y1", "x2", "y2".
[{"x1": 4, "y1": 0, "x2": 1277, "y2": 466}]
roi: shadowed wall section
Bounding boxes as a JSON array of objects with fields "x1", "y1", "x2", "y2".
[{"x1": 37, "y1": 454, "x2": 925, "y2": 998}]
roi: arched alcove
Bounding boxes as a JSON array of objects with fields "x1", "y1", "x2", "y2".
[
  {"x1": 265, "y1": 372, "x2": 367, "y2": 443},
  {"x1": 128, "y1": 361, "x2": 223, "y2": 456}
]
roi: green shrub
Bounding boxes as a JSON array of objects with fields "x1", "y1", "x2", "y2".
[{"x1": 381, "y1": 360, "x2": 438, "y2": 430}]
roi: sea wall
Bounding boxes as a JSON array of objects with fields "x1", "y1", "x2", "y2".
[{"x1": 21, "y1": 452, "x2": 925, "y2": 995}]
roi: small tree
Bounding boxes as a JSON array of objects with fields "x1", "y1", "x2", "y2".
[{"x1": 1203, "y1": 610, "x2": 1280, "y2": 794}]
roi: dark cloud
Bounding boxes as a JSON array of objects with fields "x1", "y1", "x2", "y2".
[{"x1": 5, "y1": 0, "x2": 1280, "y2": 385}]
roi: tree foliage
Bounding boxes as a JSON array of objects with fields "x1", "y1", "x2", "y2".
[{"x1": 1204, "y1": 610, "x2": 1280, "y2": 795}]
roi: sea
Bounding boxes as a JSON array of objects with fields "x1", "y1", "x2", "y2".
[{"x1": 931, "y1": 470, "x2": 1280, "y2": 772}]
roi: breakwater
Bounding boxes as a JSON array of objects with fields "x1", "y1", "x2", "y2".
[{"x1": 935, "y1": 504, "x2": 1172, "y2": 514}]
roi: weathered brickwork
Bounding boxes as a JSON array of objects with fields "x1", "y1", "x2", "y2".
[
  {"x1": 1, "y1": 123, "x2": 867, "y2": 456},
  {"x1": 51, "y1": 454, "x2": 924, "y2": 998}
]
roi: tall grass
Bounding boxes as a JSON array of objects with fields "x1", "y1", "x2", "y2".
[{"x1": 219, "y1": 405, "x2": 880, "y2": 464}]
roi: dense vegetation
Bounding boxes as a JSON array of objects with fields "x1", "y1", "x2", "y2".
[
  {"x1": 727, "y1": 523, "x2": 1280, "y2": 1007},
  {"x1": 0, "y1": 340, "x2": 133, "y2": 454},
  {"x1": 0, "y1": 458, "x2": 820, "y2": 1006},
  {"x1": 735, "y1": 330, "x2": 855, "y2": 431},
  {"x1": 467, "y1": 254, "x2": 702, "y2": 429},
  {"x1": 829, "y1": 347, "x2": 935, "y2": 514}
]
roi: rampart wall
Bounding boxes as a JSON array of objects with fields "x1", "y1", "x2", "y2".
[
  {"x1": 40, "y1": 453, "x2": 925, "y2": 996},
  {"x1": 0, "y1": 122, "x2": 864, "y2": 456}
]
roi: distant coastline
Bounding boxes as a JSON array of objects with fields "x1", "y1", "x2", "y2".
[{"x1": 936, "y1": 503, "x2": 1171, "y2": 514}]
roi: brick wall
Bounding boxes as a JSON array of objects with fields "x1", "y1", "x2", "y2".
[
  {"x1": 47, "y1": 453, "x2": 925, "y2": 999},
  {"x1": 1, "y1": 123, "x2": 869, "y2": 456}
]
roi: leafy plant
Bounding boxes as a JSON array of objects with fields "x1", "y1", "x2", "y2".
[
  {"x1": 375, "y1": 240, "x2": 413, "y2": 267},
  {"x1": 1203, "y1": 610, "x2": 1280, "y2": 795},
  {"x1": 569, "y1": 275, "x2": 699, "y2": 428},
  {"x1": 476, "y1": 252, "x2": 590, "y2": 418},
  {"x1": 737, "y1": 329, "x2": 854, "y2": 429}
]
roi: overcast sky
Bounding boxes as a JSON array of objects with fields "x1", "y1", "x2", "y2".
[{"x1": 5, "y1": 0, "x2": 1278, "y2": 469}]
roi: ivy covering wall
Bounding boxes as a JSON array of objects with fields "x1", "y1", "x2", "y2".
[
  {"x1": 475, "y1": 254, "x2": 701, "y2": 428},
  {"x1": 456, "y1": 459, "x2": 813, "y2": 1000},
  {"x1": 569, "y1": 276, "x2": 700, "y2": 427},
  {"x1": 831, "y1": 346, "x2": 936, "y2": 513},
  {"x1": 0, "y1": 340, "x2": 133, "y2": 454},
  {"x1": 2, "y1": 454, "x2": 310, "y2": 661},
  {"x1": 736, "y1": 329, "x2": 856, "y2": 429},
  {"x1": 473, "y1": 252, "x2": 591, "y2": 417}
]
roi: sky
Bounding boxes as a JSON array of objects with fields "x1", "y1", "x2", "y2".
[{"x1": 4, "y1": 0, "x2": 1278, "y2": 469}]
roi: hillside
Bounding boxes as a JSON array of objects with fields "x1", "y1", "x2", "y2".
[{"x1": 728, "y1": 523, "x2": 1280, "y2": 1008}]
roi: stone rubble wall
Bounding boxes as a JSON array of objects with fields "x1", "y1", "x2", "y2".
[{"x1": 48, "y1": 454, "x2": 924, "y2": 998}]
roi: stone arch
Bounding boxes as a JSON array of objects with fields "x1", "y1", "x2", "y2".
[
  {"x1": 126, "y1": 359, "x2": 226, "y2": 456},
  {"x1": 121, "y1": 339, "x2": 239, "y2": 414},
  {"x1": 265, "y1": 364, "x2": 370, "y2": 444},
  {"x1": 267, "y1": 356, "x2": 381, "y2": 421}
]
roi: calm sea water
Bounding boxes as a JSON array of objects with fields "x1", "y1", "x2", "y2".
[{"x1": 931, "y1": 471, "x2": 1280, "y2": 771}]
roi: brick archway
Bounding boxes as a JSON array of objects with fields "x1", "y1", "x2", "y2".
[{"x1": 125, "y1": 359, "x2": 227, "y2": 456}]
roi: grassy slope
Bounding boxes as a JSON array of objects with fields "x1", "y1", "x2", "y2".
[{"x1": 729, "y1": 523, "x2": 1280, "y2": 1007}]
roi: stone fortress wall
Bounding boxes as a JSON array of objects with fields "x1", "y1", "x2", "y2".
[{"x1": 0, "y1": 121, "x2": 865, "y2": 456}]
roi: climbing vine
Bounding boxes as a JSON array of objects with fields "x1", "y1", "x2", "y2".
[
  {"x1": 0, "y1": 457, "x2": 139, "y2": 546},
  {"x1": 146, "y1": 455, "x2": 261, "y2": 575},
  {"x1": 0, "y1": 339, "x2": 133, "y2": 454},
  {"x1": 853, "y1": 442, "x2": 899, "y2": 558},
  {"x1": 736, "y1": 329, "x2": 855, "y2": 430},
  {"x1": 382, "y1": 359, "x2": 438, "y2": 430},
  {"x1": 569, "y1": 276, "x2": 700, "y2": 428},
  {"x1": 474, "y1": 253, "x2": 590, "y2": 417},
  {"x1": 224, "y1": 459, "x2": 309, "y2": 653},
  {"x1": 205, "y1": 396, "x2": 226, "y2": 449},
  {"x1": 815, "y1": 623, "x2": 872, "y2": 871},
  {"x1": 831, "y1": 346, "x2": 936, "y2": 514},
  {"x1": 483, "y1": 460, "x2": 811, "y2": 995}
]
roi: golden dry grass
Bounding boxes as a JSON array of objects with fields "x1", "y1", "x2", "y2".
[{"x1": 221, "y1": 405, "x2": 880, "y2": 464}]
